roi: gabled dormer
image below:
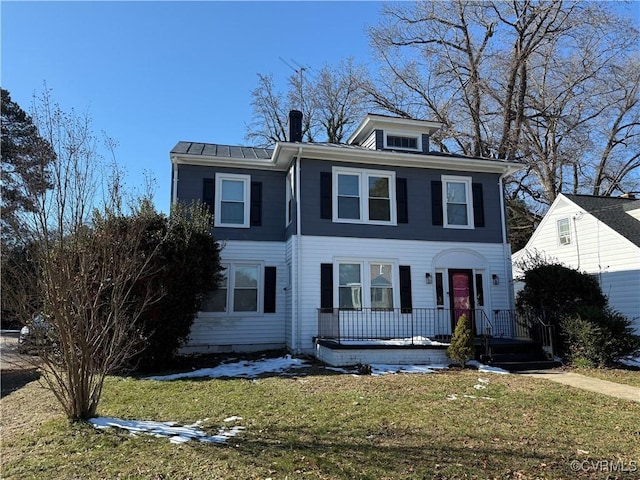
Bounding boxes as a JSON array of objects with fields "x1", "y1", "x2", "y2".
[{"x1": 347, "y1": 114, "x2": 443, "y2": 155}]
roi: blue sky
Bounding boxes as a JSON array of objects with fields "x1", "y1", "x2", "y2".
[{"x1": 2, "y1": 1, "x2": 383, "y2": 212}]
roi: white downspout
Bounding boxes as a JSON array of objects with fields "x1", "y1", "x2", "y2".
[
  {"x1": 171, "y1": 160, "x2": 179, "y2": 206},
  {"x1": 499, "y1": 170, "x2": 514, "y2": 310},
  {"x1": 294, "y1": 148, "x2": 303, "y2": 352}
]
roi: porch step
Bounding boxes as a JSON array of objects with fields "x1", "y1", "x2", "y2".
[
  {"x1": 487, "y1": 360, "x2": 562, "y2": 372},
  {"x1": 479, "y1": 338, "x2": 561, "y2": 372}
]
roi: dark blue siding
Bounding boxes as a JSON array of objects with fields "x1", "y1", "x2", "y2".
[
  {"x1": 177, "y1": 164, "x2": 286, "y2": 241},
  {"x1": 299, "y1": 159, "x2": 504, "y2": 243}
]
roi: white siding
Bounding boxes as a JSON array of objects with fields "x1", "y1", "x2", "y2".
[
  {"x1": 512, "y1": 196, "x2": 640, "y2": 332},
  {"x1": 182, "y1": 241, "x2": 288, "y2": 353},
  {"x1": 294, "y1": 236, "x2": 515, "y2": 353}
]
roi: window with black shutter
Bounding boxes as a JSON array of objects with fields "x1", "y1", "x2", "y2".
[
  {"x1": 203, "y1": 178, "x2": 214, "y2": 215},
  {"x1": 320, "y1": 263, "x2": 333, "y2": 312},
  {"x1": 396, "y1": 178, "x2": 408, "y2": 224},
  {"x1": 250, "y1": 182, "x2": 262, "y2": 226},
  {"x1": 431, "y1": 180, "x2": 443, "y2": 226},
  {"x1": 264, "y1": 266, "x2": 276, "y2": 313},
  {"x1": 320, "y1": 172, "x2": 332, "y2": 219},
  {"x1": 399, "y1": 265, "x2": 412, "y2": 313},
  {"x1": 472, "y1": 183, "x2": 485, "y2": 228}
]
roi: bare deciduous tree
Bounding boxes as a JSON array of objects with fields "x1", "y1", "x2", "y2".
[
  {"x1": 245, "y1": 59, "x2": 369, "y2": 146},
  {"x1": 6, "y1": 89, "x2": 166, "y2": 420},
  {"x1": 369, "y1": 1, "x2": 640, "y2": 214}
]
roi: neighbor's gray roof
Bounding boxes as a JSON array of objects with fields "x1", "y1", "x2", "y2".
[
  {"x1": 565, "y1": 194, "x2": 640, "y2": 248},
  {"x1": 171, "y1": 142, "x2": 273, "y2": 160}
]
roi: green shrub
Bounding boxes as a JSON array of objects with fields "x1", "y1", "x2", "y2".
[
  {"x1": 447, "y1": 314, "x2": 475, "y2": 368},
  {"x1": 516, "y1": 260, "x2": 607, "y2": 357},
  {"x1": 131, "y1": 202, "x2": 223, "y2": 372},
  {"x1": 561, "y1": 307, "x2": 640, "y2": 367}
]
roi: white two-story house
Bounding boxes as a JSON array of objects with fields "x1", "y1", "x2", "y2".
[{"x1": 170, "y1": 112, "x2": 524, "y2": 366}]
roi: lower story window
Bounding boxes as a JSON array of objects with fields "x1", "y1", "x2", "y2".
[
  {"x1": 201, "y1": 263, "x2": 260, "y2": 314},
  {"x1": 337, "y1": 261, "x2": 395, "y2": 310},
  {"x1": 370, "y1": 263, "x2": 393, "y2": 309},
  {"x1": 339, "y1": 263, "x2": 362, "y2": 309}
]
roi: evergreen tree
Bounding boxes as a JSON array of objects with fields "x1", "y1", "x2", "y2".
[
  {"x1": 1, "y1": 88, "x2": 54, "y2": 245},
  {"x1": 447, "y1": 314, "x2": 475, "y2": 368}
]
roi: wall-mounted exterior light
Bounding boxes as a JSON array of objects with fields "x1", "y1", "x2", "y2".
[
  {"x1": 492, "y1": 274, "x2": 499, "y2": 286},
  {"x1": 425, "y1": 272, "x2": 432, "y2": 284}
]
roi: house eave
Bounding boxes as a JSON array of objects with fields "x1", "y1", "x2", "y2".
[{"x1": 275, "y1": 142, "x2": 524, "y2": 175}]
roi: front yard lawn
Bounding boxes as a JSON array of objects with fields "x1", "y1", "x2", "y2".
[
  {"x1": 2, "y1": 361, "x2": 639, "y2": 479},
  {"x1": 573, "y1": 365, "x2": 640, "y2": 388}
]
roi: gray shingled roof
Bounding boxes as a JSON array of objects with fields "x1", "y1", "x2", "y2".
[
  {"x1": 565, "y1": 194, "x2": 640, "y2": 248},
  {"x1": 171, "y1": 142, "x2": 273, "y2": 160}
]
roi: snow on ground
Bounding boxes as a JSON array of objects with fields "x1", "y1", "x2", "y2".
[
  {"x1": 620, "y1": 356, "x2": 640, "y2": 368},
  {"x1": 467, "y1": 360, "x2": 510, "y2": 374},
  {"x1": 339, "y1": 336, "x2": 449, "y2": 347},
  {"x1": 146, "y1": 354, "x2": 309, "y2": 381},
  {"x1": 369, "y1": 364, "x2": 449, "y2": 376},
  {"x1": 89, "y1": 416, "x2": 245, "y2": 444}
]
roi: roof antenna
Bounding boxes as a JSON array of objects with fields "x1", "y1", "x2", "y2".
[{"x1": 279, "y1": 57, "x2": 310, "y2": 111}]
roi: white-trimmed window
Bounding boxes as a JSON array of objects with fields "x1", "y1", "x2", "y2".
[
  {"x1": 333, "y1": 167, "x2": 396, "y2": 225},
  {"x1": 442, "y1": 175, "x2": 474, "y2": 229},
  {"x1": 336, "y1": 260, "x2": 396, "y2": 310},
  {"x1": 215, "y1": 174, "x2": 250, "y2": 228},
  {"x1": 557, "y1": 218, "x2": 571, "y2": 245},
  {"x1": 385, "y1": 133, "x2": 420, "y2": 151},
  {"x1": 201, "y1": 263, "x2": 261, "y2": 314},
  {"x1": 338, "y1": 262, "x2": 363, "y2": 309}
]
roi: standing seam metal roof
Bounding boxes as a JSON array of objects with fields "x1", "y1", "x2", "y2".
[{"x1": 171, "y1": 141, "x2": 273, "y2": 160}]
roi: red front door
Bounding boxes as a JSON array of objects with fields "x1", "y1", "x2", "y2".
[{"x1": 449, "y1": 269, "x2": 475, "y2": 332}]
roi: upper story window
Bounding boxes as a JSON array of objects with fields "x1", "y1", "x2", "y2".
[
  {"x1": 333, "y1": 167, "x2": 396, "y2": 225},
  {"x1": 387, "y1": 135, "x2": 417, "y2": 150},
  {"x1": 215, "y1": 173, "x2": 250, "y2": 228},
  {"x1": 557, "y1": 218, "x2": 571, "y2": 245},
  {"x1": 385, "y1": 133, "x2": 420, "y2": 151},
  {"x1": 442, "y1": 175, "x2": 474, "y2": 229}
]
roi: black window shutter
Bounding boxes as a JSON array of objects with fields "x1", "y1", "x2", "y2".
[
  {"x1": 472, "y1": 183, "x2": 485, "y2": 227},
  {"x1": 396, "y1": 178, "x2": 408, "y2": 224},
  {"x1": 320, "y1": 263, "x2": 333, "y2": 312},
  {"x1": 203, "y1": 178, "x2": 214, "y2": 215},
  {"x1": 250, "y1": 182, "x2": 262, "y2": 226},
  {"x1": 320, "y1": 172, "x2": 332, "y2": 219},
  {"x1": 264, "y1": 266, "x2": 277, "y2": 313},
  {"x1": 431, "y1": 180, "x2": 443, "y2": 226},
  {"x1": 399, "y1": 266, "x2": 413, "y2": 314}
]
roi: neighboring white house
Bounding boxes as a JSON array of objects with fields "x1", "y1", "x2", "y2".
[{"x1": 512, "y1": 193, "x2": 640, "y2": 333}]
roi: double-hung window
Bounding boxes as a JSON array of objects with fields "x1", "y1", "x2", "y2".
[
  {"x1": 338, "y1": 263, "x2": 362, "y2": 310},
  {"x1": 333, "y1": 167, "x2": 396, "y2": 225},
  {"x1": 557, "y1": 218, "x2": 571, "y2": 245},
  {"x1": 201, "y1": 263, "x2": 261, "y2": 314},
  {"x1": 337, "y1": 261, "x2": 395, "y2": 310},
  {"x1": 442, "y1": 175, "x2": 474, "y2": 229},
  {"x1": 215, "y1": 174, "x2": 250, "y2": 228}
]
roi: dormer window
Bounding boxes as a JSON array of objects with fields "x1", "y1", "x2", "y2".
[{"x1": 386, "y1": 135, "x2": 418, "y2": 150}]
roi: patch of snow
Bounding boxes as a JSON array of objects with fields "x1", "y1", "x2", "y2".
[
  {"x1": 89, "y1": 416, "x2": 245, "y2": 444},
  {"x1": 446, "y1": 394, "x2": 458, "y2": 401},
  {"x1": 462, "y1": 394, "x2": 494, "y2": 400},
  {"x1": 339, "y1": 336, "x2": 449, "y2": 346},
  {"x1": 146, "y1": 354, "x2": 308, "y2": 381},
  {"x1": 369, "y1": 364, "x2": 449, "y2": 376},
  {"x1": 620, "y1": 356, "x2": 640, "y2": 368},
  {"x1": 223, "y1": 416, "x2": 243, "y2": 423},
  {"x1": 467, "y1": 360, "x2": 510, "y2": 374}
]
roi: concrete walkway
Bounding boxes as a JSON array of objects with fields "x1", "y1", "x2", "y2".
[{"x1": 520, "y1": 370, "x2": 640, "y2": 403}]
